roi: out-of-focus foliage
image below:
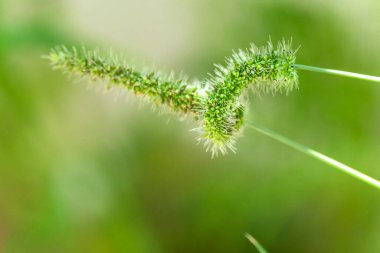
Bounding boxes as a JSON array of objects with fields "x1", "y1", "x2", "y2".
[{"x1": 0, "y1": 0, "x2": 379, "y2": 252}]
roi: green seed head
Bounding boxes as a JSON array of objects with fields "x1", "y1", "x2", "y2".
[{"x1": 46, "y1": 40, "x2": 298, "y2": 156}]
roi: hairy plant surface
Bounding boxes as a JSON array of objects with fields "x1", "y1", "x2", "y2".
[{"x1": 48, "y1": 41, "x2": 298, "y2": 155}]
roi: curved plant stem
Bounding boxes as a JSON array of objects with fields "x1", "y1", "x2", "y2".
[
  {"x1": 245, "y1": 234, "x2": 268, "y2": 253},
  {"x1": 247, "y1": 121, "x2": 380, "y2": 189},
  {"x1": 294, "y1": 64, "x2": 380, "y2": 83}
]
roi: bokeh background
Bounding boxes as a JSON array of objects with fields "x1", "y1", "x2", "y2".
[{"x1": 1, "y1": 0, "x2": 380, "y2": 252}]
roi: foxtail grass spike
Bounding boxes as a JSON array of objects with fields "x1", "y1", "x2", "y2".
[{"x1": 47, "y1": 41, "x2": 298, "y2": 156}]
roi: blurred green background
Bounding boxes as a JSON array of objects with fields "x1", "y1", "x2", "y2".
[{"x1": 1, "y1": 0, "x2": 380, "y2": 252}]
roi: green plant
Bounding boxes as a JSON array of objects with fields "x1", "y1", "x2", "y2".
[
  {"x1": 46, "y1": 40, "x2": 380, "y2": 189},
  {"x1": 245, "y1": 234, "x2": 268, "y2": 253}
]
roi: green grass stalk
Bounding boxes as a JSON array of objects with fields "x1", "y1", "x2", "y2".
[
  {"x1": 295, "y1": 64, "x2": 380, "y2": 83},
  {"x1": 245, "y1": 234, "x2": 268, "y2": 253},
  {"x1": 247, "y1": 121, "x2": 380, "y2": 189}
]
